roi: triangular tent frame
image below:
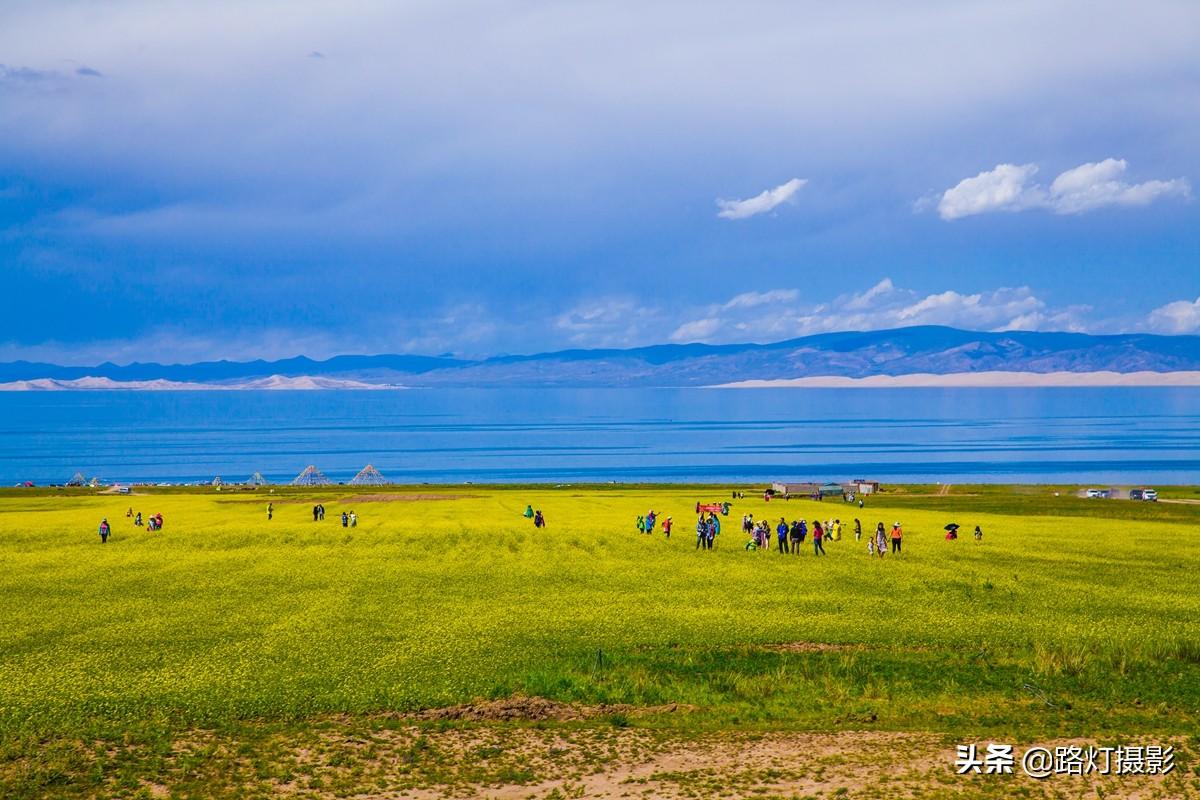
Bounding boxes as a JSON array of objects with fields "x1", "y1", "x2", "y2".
[
  {"x1": 248, "y1": 471, "x2": 268, "y2": 486},
  {"x1": 349, "y1": 463, "x2": 388, "y2": 486},
  {"x1": 291, "y1": 465, "x2": 332, "y2": 486},
  {"x1": 67, "y1": 472, "x2": 86, "y2": 487}
]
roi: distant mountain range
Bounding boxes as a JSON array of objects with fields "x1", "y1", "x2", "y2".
[{"x1": 4, "y1": 326, "x2": 1200, "y2": 389}]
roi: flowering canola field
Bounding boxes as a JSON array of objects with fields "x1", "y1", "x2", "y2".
[{"x1": 1, "y1": 485, "x2": 1198, "y2": 796}]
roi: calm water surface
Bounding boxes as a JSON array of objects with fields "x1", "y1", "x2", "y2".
[{"x1": 0, "y1": 388, "x2": 1197, "y2": 485}]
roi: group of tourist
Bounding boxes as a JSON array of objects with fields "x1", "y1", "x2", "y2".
[
  {"x1": 695, "y1": 512, "x2": 720, "y2": 549},
  {"x1": 124, "y1": 506, "x2": 163, "y2": 529},
  {"x1": 737, "y1": 514, "x2": 897, "y2": 555},
  {"x1": 524, "y1": 504, "x2": 546, "y2": 528},
  {"x1": 635, "y1": 510, "x2": 674, "y2": 536},
  {"x1": 105, "y1": 509, "x2": 164, "y2": 542}
]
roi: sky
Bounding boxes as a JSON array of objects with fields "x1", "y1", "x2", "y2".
[{"x1": 1, "y1": 1, "x2": 1198, "y2": 364}]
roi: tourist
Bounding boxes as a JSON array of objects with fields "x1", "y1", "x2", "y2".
[
  {"x1": 891, "y1": 521, "x2": 903, "y2": 554},
  {"x1": 854, "y1": 518, "x2": 862, "y2": 541},
  {"x1": 797, "y1": 518, "x2": 807, "y2": 544},
  {"x1": 789, "y1": 520, "x2": 802, "y2": 554},
  {"x1": 135, "y1": 511, "x2": 142, "y2": 526},
  {"x1": 706, "y1": 517, "x2": 717, "y2": 549},
  {"x1": 523, "y1": 504, "x2": 534, "y2": 518},
  {"x1": 267, "y1": 502, "x2": 273, "y2": 521},
  {"x1": 646, "y1": 510, "x2": 656, "y2": 533},
  {"x1": 776, "y1": 518, "x2": 789, "y2": 553},
  {"x1": 154, "y1": 512, "x2": 163, "y2": 530},
  {"x1": 319, "y1": 504, "x2": 325, "y2": 520},
  {"x1": 696, "y1": 516, "x2": 707, "y2": 550},
  {"x1": 875, "y1": 523, "x2": 887, "y2": 558},
  {"x1": 812, "y1": 521, "x2": 825, "y2": 555},
  {"x1": 98, "y1": 518, "x2": 110, "y2": 544},
  {"x1": 313, "y1": 505, "x2": 320, "y2": 522},
  {"x1": 636, "y1": 514, "x2": 645, "y2": 533},
  {"x1": 349, "y1": 511, "x2": 357, "y2": 527},
  {"x1": 342, "y1": 511, "x2": 349, "y2": 528},
  {"x1": 974, "y1": 525, "x2": 983, "y2": 542},
  {"x1": 534, "y1": 510, "x2": 545, "y2": 528},
  {"x1": 663, "y1": 516, "x2": 672, "y2": 538}
]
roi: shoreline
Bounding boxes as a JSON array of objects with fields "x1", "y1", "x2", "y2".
[{"x1": 710, "y1": 370, "x2": 1200, "y2": 388}]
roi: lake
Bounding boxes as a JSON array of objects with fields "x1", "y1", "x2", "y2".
[{"x1": 1, "y1": 388, "x2": 1197, "y2": 486}]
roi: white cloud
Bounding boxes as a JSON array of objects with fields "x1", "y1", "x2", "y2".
[
  {"x1": 669, "y1": 318, "x2": 722, "y2": 343},
  {"x1": 669, "y1": 280, "x2": 1092, "y2": 344},
  {"x1": 938, "y1": 163, "x2": 1041, "y2": 220},
  {"x1": 936, "y1": 159, "x2": 1189, "y2": 220},
  {"x1": 1146, "y1": 296, "x2": 1200, "y2": 334},
  {"x1": 721, "y1": 289, "x2": 799, "y2": 309},
  {"x1": 1048, "y1": 158, "x2": 1190, "y2": 214},
  {"x1": 716, "y1": 178, "x2": 807, "y2": 220}
]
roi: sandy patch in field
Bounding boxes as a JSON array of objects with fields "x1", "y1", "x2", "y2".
[
  {"x1": 338, "y1": 493, "x2": 477, "y2": 503},
  {"x1": 757, "y1": 641, "x2": 861, "y2": 653}
]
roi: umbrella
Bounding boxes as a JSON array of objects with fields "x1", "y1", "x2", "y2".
[{"x1": 944, "y1": 523, "x2": 960, "y2": 531}]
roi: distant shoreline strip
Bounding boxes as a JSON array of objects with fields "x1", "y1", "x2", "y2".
[{"x1": 710, "y1": 371, "x2": 1200, "y2": 388}]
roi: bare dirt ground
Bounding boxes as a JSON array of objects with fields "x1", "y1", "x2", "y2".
[
  {"x1": 250, "y1": 723, "x2": 1193, "y2": 800},
  {"x1": 413, "y1": 696, "x2": 693, "y2": 723}
]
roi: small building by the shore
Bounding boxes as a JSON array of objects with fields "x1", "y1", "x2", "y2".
[{"x1": 772, "y1": 481, "x2": 819, "y2": 497}]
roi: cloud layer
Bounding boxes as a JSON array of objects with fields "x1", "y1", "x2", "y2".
[
  {"x1": 937, "y1": 159, "x2": 1190, "y2": 220},
  {"x1": 668, "y1": 279, "x2": 1093, "y2": 344}
]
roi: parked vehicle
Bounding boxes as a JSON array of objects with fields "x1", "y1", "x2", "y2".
[
  {"x1": 1085, "y1": 488, "x2": 1110, "y2": 499},
  {"x1": 1129, "y1": 488, "x2": 1158, "y2": 502}
]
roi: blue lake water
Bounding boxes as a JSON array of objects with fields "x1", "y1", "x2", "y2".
[{"x1": 0, "y1": 388, "x2": 1197, "y2": 486}]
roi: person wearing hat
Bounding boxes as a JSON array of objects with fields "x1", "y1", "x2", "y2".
[
  {"x1": 662, "y1": 516, "x2": 672, "y2": 538},
  {"x1": 890, "y1": 521, "x2": 903, "y2": 554}
]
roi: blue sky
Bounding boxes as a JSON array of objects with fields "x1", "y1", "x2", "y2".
[{"x1": 1, "y1": 1, "x2": 1198, "y2": 363}]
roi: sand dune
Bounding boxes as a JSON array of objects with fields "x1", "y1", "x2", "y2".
[
  {"x1": 713, "y1": 371, "x2": 1200, "y2": 388},
  {"x1": 0, "y1": 375, "x2": 401, "y2": 391}
]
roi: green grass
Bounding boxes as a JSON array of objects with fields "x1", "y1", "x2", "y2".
[{"x1": 1, "y1": 484, "x2": 1198, "y2": 797}]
